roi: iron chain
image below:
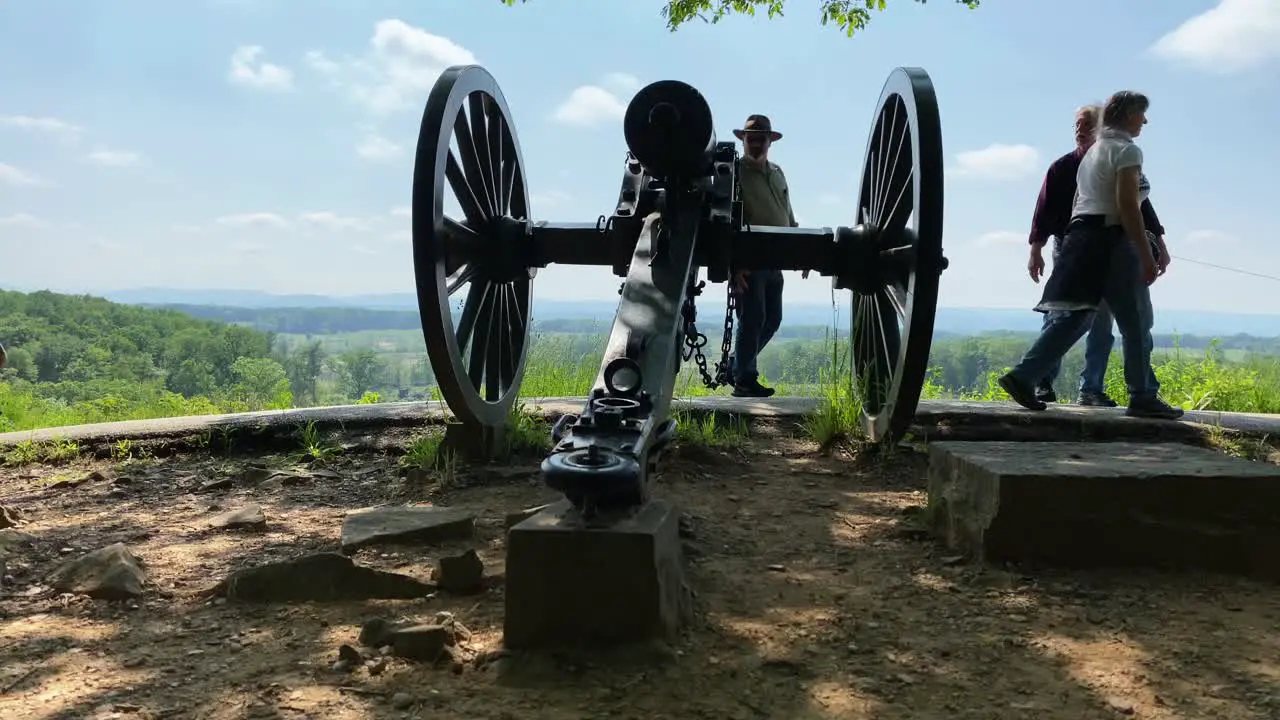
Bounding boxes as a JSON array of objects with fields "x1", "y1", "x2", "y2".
[{"x1": 681, "y1": 280, "x2": 736, "y2": 389}]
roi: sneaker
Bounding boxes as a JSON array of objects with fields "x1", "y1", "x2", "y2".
[
  {"x1": 1078, "y1": 391, "x2": 1118, "y2": 408},
  {"x1": 998, "y1": 373, "x2": 1046, "y2": 411},
  {"x1": 1125, "y1": 396, "x2": 1184, "y2": 420},
  {"x1": 1034, "y1": 385, "x2": 1057, "y2": 404},
  {"x1": 731, "y1": 378, "x2": 776, "y2": 398}
]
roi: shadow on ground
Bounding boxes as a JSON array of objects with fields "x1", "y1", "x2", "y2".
[{"x1": 1, "y1": 420, "x2": 1278, "y2": 719}]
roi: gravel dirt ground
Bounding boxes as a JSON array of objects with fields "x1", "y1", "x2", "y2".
[{"x1": 1, "y1": 419, "x2": 1278, "y2": 720}]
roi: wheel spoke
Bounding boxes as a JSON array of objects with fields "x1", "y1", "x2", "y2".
[
  {"x1": 454, "y1": 282, "x2": 488, "y2": 354},
  {"x1": 467, "y1": 92, "x2": 499, "y2": 217},
  {"x1": 445, "y1": 264, "x2": 478, "y2": 295},
  {"x1": 445, "y1": 150, "x2": 490, "y2": 226},
  {"x1": 486, "y1": 287, "x2": 506, "y2": 401},
  {"x1": 505, "y1": 127, "x2": 528, "y2": 221},
  {"x1": 501, "y1": 283, "x2": 523, "y2": 388},
  {"x1": 453, "y1": 102, "x2": 497, "y2": 217},
  {"x1": 468, "y1": 285, "x2": 496, "y2": 389},
  {"x1": 484, "y1": 96, "x2": 506, "y2": 215}
]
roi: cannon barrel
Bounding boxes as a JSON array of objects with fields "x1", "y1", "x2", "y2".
[{"x1": 622, "y1": 80, "x2": 716, "y2": 181}]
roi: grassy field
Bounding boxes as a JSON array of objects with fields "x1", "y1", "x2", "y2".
[{"x1": 4, "y1": 329, "x2": 1280, "y2": 438}]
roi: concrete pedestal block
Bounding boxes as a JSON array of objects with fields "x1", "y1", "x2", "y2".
[
  {"x1": 504, "y1": 499, "x2": 690, "y2": 650},
  {"x1": 927, "y1": 441, "x2": 1280, "y2": 578}
]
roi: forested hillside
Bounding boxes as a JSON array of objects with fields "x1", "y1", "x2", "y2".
[
  {"x1": 2, "y1": 288, "x2": 1280, "y2": 434},
  {"x1": 0, "y1": 290, "x2": 390, "y2": 431}
]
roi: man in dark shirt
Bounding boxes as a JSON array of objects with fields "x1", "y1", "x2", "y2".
[{"x1": 1026, "y1": 104, "x2": 1167, "y2": 406}]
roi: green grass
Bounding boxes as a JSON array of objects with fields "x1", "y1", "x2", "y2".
[{"x1": 968, "y1": 340, "x2": 1280, "y2": 414}]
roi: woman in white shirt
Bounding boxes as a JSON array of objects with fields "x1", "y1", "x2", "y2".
[{"x1": 998, "y1": 90, "x2": 1183, "y2": 420}]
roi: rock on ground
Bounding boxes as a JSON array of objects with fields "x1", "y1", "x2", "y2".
[
  {"x1": 212, "y1": 552, "x2": 435, "y2": 602},
  {"x1": 339, "y1": 505, "x2": 475, "y2": 553},
  {"x1": 46, "y1": 543, "x2": 147, "y2": 599},
  {"x1": 208, "y1": 504, "x2": 267, "y2": 530},
  {"x1": 435, "y1": 549, "x2": 485, "y2": 594}
]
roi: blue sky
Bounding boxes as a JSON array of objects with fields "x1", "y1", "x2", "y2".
[{"x1": 1, "y1": 0, "x2": 1278, "y2": 313}]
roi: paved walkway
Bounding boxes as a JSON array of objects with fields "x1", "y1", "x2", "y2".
[{"x1": 1, "y1": 397, "x2": 1277, "y2": 447}]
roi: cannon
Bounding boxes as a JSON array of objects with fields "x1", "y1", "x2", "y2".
[{"x1": 412, "y1": 65, "x2": 947, "y2": 515}]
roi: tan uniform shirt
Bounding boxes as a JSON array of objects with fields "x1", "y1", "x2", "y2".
[{"x1": 739, "y1": 159, "x2": 798, "y2": 228}]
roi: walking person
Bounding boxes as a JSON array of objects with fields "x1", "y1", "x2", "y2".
[
  {"x1": 729, "y1": 114, "x2": 800, "y2": 398},
  {"x1": 1027, "y1": 104, "x2": 1170, "y2": 406},
  {"x1": 999, "y1": 91, "x2": 1183, "y2": 420}
]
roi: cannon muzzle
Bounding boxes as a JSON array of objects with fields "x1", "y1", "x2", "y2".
[{"x1": 623, "y1": 80, "x2": 716, "y2": 182}]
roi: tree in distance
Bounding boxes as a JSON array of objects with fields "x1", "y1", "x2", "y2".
[{"x1": 500, "y1": 0, "x2": 982, "y2": 37}]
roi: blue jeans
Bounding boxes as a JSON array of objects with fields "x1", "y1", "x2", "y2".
[
  {"x1": 732, "y1": 269, "x2": 783, "y2": 382},
  {"x1": 1038, "y1": 303, "x2": 1114, "y2": 396},
  {"x1": 1010, "y1": 240, "x2": 1160, "y2": 401}
]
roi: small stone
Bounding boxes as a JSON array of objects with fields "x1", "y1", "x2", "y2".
[
  {"x1": 199, "y1": 478, "x2": 233, "y2": 493},
  {"x1": 390, "y1": 692, "x2": 414, "y2": 710},
  {"x1": 359, "y1": 618, "x2": 398, "y2": 647},
  {"x1": 388, "y1": 624, "x2": 453, "y2": 662},
  {"x1": 366, "y1": 657, "x2": 387, "y2": 675},
  {"x1": 237, "y1": 464, "x2": 273, "y2": 484},
  {"x1": 435, "y1": 549, "x2": 484, "y2": 594},
  {"x1": 1107, "y1": 699, "x2": 1136, "y2": 715},
  {"x1": 209, "y1": 505, "x2": 267, "y2": 531},
  {"x1": 766, "y1": 564, "x2": 787, "y2": 572},
  {"x1": 332, "y1": 643, "x2": 362, "y2": 672},
  {"x1": 46, "y1": 543, "x2": 147, "y2": 599}
]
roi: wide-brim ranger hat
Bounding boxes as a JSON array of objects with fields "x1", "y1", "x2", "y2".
[{"x1": 732, "y1": 114, "x2": 782, "y2": 141}]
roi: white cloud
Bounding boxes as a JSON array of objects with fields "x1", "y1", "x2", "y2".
[
  {"x1": 0, "y1": 115, "x2": 81, "y2": 140},
  {"x1": 950, "y1": 144, "x2": 1040, "y2": 181},
  {"x1": 355, "y1": 132, "x2": 403, "y2": 161},
  {"x1": 228, "y1": 45, "x2": 294, "y2": 90},
  {"x1": 390, "y1": 205, "x2": 411, "y2": 217},
  {"x1": 553, "y1": 85, "x2": 627, "y2": 127},
  {"x1": 298, "y1": 211, "x2": 372, "y2": 232},
  {"x1": 215, "y1": 212, "x2": 290, "y2": 229},
  {"x1": 976, "y1": 230, "x2": 1024, "y2": 247},
  {"x1": 305, "y1": 19, "x2": 476, "y2": 115},
  {"x1": 0, "y1": 213, "x2": 48, "y2": 229},
  {"x1": 0, "y1": 162, "x2": 49, "y2": 187},
  {"x1": 87, "y1": 149, "x2": 142, "y2": 167},
  {"x1": 818, "y1": 193, "x2": 841, "y2": 205},
  {"x1": 1149, "y1": 0, "x2": 1280, "y2": 73}
]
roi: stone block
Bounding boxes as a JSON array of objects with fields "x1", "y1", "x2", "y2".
[
  {"x1": 927, "y1": 441, "x2": 1280, "y2": 578},
  {"x1": 504, "y1": 499, "x2": 690, "y2": 650}
]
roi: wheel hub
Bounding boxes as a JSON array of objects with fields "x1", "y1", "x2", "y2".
[{"x1": 837, "y1": 223, "x2": 916, "y2": 296}]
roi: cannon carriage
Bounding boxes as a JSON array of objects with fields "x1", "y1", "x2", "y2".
[{"x1": 412, "y1": 65, "x2": 947, "y2": 516}]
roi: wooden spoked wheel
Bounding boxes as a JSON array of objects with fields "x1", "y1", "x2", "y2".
[
  {"x1": 849, "y1": 67, "x2": 945, "y2": 443},
  {"x1": 412, "y1": 66, "x2": 535, "y2": 427}
]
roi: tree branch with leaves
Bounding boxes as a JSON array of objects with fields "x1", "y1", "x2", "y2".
[{"x1": 500, "y1": 0, "x2": 981, "y2": 37}]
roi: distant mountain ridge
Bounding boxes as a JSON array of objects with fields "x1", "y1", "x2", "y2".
[{"x1": 33, "y1": 287, "x2": 1280, "y2": 338}]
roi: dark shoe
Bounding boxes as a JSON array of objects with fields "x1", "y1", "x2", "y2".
[
  {"x1": 1034, "y1": 385, "x2": 1057, "y2": 403},
  {"x1": 731, "y1": 378, "x2": 776, "y2": 398},
  {"x1": 1078, "y1": 391, "x2": 1118, "y2": 408},
  {"x1": 1125, "y1": 396, "x2": 1184, "y2": 420},
  {"x1": 999, "y1": 373, "x2": 1046, "y2": 411}
]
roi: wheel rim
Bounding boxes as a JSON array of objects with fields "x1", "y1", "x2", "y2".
[
  {"x1": 849, "y1": 67, "x2": 945, "y2": 443},
  {"x1": 412, "y1": 65, "x2": 534, "y2": 427}
]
